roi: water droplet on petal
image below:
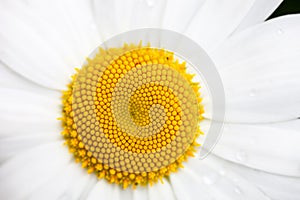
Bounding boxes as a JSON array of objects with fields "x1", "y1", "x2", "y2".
[
  {"x1": 203, "y1": 173, "x2": 218, "y2": 185},
  {"x1": 146, "y1": 0, "x2": 155, "y2": 7},
  {"x1": 219, "y1": 168, "x2": 226, "y2": 176},
  {"x1": 277, "y1": 28, "x2": 284, "y2": 35},
  {"x1": 249, "y1": 89, "x2": 257, "y2": 97},
  {"x1": 234, "y1": 187, "x2": 242, "y2": 194},
  {"x1": 236, "y1": 151, "x2": 247, "y2": 162},
  {"x1": 89, "y1": 20, "x2": 97, "y2": 30}
]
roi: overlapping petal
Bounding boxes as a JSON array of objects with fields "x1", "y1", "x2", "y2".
[{"x1": 212, "y1": 15, "x2": 300, "y2": 123}]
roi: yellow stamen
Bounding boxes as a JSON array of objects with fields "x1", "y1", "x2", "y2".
[{"x1": 60, "y1": 43, "x2": 204, "y2": 189}]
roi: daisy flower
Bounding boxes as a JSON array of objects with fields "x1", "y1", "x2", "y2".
[{"x1": 1, "y1": 0, "x2": 300, "y2": 200}]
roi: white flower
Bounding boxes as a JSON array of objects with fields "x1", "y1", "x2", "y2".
[{"x1": 1, "y1": 0, "x2": 300, "y2": 200}]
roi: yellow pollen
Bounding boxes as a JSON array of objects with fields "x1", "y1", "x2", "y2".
[{"x1": 60, "y1": 43, "x2": 204, "y2": 189}]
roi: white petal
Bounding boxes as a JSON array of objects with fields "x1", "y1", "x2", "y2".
[
  {"x1": 213, "y1": 120, "x2": 300, "y2": 177},
  {"x1": 228, "y1": 161, "x2": 300, "y2": 200},
  {"x1": 234, "y1": 0, "x2": 283, "y2": 32},
  {"x1": 0, "y1": 62, "x2": 47, "y2": 92},
  {"x1": 111, "y1": 184, "x2": 133, "y2": 200},
  {"x1": 0, "y1": 88, "x2": 62, "y2": 161},
  {"x1": 0, "y1": 9, "x2": 70, "y2": 90},
  {"x1": 87, "y1": 177, "x2": 134, "y2": 200},
  {"x1": 0, "y1": 88, "x2": 61, "y2": 138},
  {"x1": 206, "y1": 155, "x2": 300, "y2": 200},
  {"x1": 185, "y1": 0, "x2": 257, "y2": 52},
  {"x1": 0, "y1": 0, "x2": 100, "y2": 90},
  {"x1": 126, "y1": 0, "x2": 167, "y2": 30},
  {"x1": 0, "y1": 142, "x2": 71, "y2": 200},
  {"x1": 92, "y1": 0, "x2": 123, "y2": 41},
  {"x1": 92, "y1": 0, "x2": 167, "y2": 41},
  {"x1": 29, "y1": 163, "x2": 97, "y2": 200},
  {"x1": 169, "y1": 164, "x2": 214, "y2": 200},
  {"x1": 162, "y1": 0, "x2": 206, "y2": 33},
  {"x1": 133, "y1": 186, "x2": 149, "y2": 200},
  {"x1": 14, "y1": 0, "x2": 100, "y2": 57},
  {"x1": 86, "y1": 181, "x2": 113, "y2": 200},
  {"x1": 170, "y1": 157, "x2": 269, "y2": 200},
  {"x1": 212, "y1": 15, "x2": 300, "y2": 123},
  {"x1": 148, "y1": 178, "x2": 176, "y2": 200},
  {"x1": 0, "y1": 134, "x2": 60, "y2": 163},
  {"x1": 0, "y1": 1, "x2": 77, "y2": 67}
]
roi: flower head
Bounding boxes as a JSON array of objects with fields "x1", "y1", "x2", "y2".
[{"x1": 1, "y1": 1, "x2": 300, "y2": 200}]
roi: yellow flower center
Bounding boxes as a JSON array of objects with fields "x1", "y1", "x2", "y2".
[{"x1": 61, "y1": 43, "x2": 204, "y2": 189}]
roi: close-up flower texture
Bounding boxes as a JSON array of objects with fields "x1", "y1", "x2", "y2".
[{"x1": 0, "y1": 0, "x2": 300, "y2": 200}]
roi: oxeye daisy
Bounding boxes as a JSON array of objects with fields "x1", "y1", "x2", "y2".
[{"x1": 1, "y1": 1, "x2": 300, "y2": 200}]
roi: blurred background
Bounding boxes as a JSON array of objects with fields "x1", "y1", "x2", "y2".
[{"x1": 269, "y1": 0, "x2": 300, "y2": 19}]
